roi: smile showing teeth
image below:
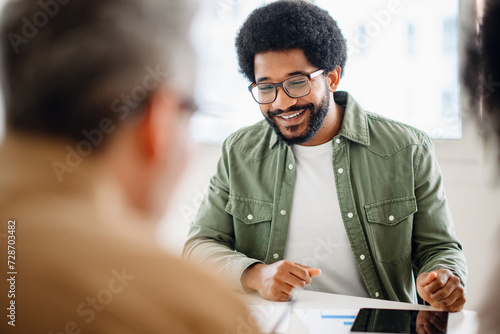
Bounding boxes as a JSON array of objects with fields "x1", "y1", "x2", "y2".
[{"x1": 280, "y1": 110, "x2": 304, "y2": 120}]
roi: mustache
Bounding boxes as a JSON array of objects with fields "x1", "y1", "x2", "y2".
[{"x1": 268, "y1": 103, "x2": 315, "y2": 119}]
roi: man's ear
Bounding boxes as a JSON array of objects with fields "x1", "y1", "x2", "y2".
[
  {"x1": 138, "y1": 88, "x2": 179, "y2": 163},
  {"x1": 326, "y1": 66, "x2": 342, "y2": 92}
]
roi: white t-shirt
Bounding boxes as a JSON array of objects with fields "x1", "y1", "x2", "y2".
[{"x1": 283, "y1": 140, "x2": 369, "y2": 297}]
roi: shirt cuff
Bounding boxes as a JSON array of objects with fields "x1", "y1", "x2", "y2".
[{"x1": 220, "y1": 257, "x2": 263, "y2": 292}]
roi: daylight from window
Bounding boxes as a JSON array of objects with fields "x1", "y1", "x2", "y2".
[
  {"x1": 0, "y1": 0, "x2": 461, "y2": 142},
  {"x1": 189, "y1": 0, "x2": 461, "y2": 143}
]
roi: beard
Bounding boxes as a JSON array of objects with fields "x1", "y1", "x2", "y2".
[{"x1": 264, "y1": 92, "x2": 330, "y2": 146}]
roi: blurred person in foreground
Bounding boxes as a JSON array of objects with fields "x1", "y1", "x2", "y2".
[
  {"x1": 184, "y1": 0, "x2": 467, "y2": 311},
  {"x1": 0, "y1": 0, "x2": 253, "y2": 333},
  {"x1": 464, "y1": 0, "x2": 500, "y2": 332}
]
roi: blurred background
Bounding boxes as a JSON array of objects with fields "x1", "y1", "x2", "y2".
[{"x1": 1, "y1": 0, "x2": 498, "y2": 311}]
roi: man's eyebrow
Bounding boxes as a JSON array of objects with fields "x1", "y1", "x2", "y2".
[
  {"x1": 255, "y1": 76, "x2": 270, "y2": 84},
  {"x1": 255, "y1": 71, "x2": 308, "y2": 84}
]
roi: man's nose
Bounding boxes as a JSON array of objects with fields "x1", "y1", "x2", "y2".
[{"x1": 271, "y1": 87, "x2": 297, "y2": 111}]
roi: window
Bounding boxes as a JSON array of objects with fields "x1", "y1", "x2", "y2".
[
  {"x1": 407, "y1": 22, "x2": 416, "y2": 56},
  {"x1": 0, "y1": 0, "x2": 462, "y2": 143},
  {"x1": 443, "y1": 17, "x2": 458, "y2": 54},
  {"x1": 189, "y1": 0, "x2": 461, "y2": 143},
  {"x1": 189, "y1": 0, "x2": 276, "y2": 144},
  {"x1": 313, "y1": 0, "x2": 461, "y2": 139},
  {"x1": 355, "y1": 25, "x2": 369, "y2": 55}
]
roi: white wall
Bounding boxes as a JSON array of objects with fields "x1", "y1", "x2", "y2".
[{"x1": 433, "y1": 121, "x2": 500, "y2": 310}]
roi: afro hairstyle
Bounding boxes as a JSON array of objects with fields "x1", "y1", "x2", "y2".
[{"x1": 235, "y1": 0, "x2": 347, "y2": 83}]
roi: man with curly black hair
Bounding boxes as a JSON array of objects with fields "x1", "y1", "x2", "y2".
[{"x1": 184, "y1": 0, "x2": 467, "y2": 311}]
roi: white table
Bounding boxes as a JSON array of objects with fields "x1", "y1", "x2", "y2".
[{"x1": 243, "y1": 290, "x2": 478, "y2": 334}]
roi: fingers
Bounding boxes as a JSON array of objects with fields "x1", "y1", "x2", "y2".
[
  {"x1": 422, "y1": 270, "x2": 453, "y2": 295},
  {"x1": 294, "y1": 263, "x2": 321, "y2": 278},
  {"x1": 269, "y1": 285, "x2": 295, "y2": 302},
  {"x1": 286, "y1": 263, "x2": 312, "y2": 285},
  {"x1": 278, "y1": 269, "x2": 307, "y2": 289},
  {"x1": 445, "y1": 293, "x2": 466, "y2": 312},
  {"x1": 307, "y1": 268, "x2": 321, "y2": 277},
  {"x1": 417, "y1": 269, "x2": 466, "y2": 312},
  {"x1": 427, "y1": 274, "x2": 460, "y2": 300},
  {"x1": 417, "y1": 271, "x2": 438, "y2": 287},
  {"x1": 431, "y1": 288, "x2": 466, "y2": 312},
  {"x1": 425, "y1": 273, "x2": 453, "y2": 298},
  {"x1": 257, "y1": 261, "x2": 320, "y2": 301}
]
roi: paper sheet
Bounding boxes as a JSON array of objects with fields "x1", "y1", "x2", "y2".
[
  {"x1": 247, "y1": 304, "x2": 292, "y2": 333},
  {"x1": 295, "y1": 309, "x2": 359, "y2": 334}
]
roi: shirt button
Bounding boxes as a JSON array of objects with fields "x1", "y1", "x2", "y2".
[
  {"x1": 247, "y1": 214, "x2": 253, "y2": 220},
  {"x1": 273, "y1": 253, "x2": 279, "y2": 259},
  {"x1": 335, "y1": 138, "x2": 341, "y2": 144},
  {"x1": 288, "y1": 164, "x2": 294, "y2": 170},
  {"x1": 338, "y1": 168, "x2": 344, "y2": 174},
  {"x1": 360, "y1": 254, "x2": 366, "y2": 261},
  {"x1": 347, "y1": 212, "x2": 354, "y2": 219},
  {"x1": 375, "y1": 292, "x2": 380, "y2": 298},
  {"x1": 280, "y1": 210, "x2": 287, "y2": 216},
  {"x1": 389, "y1": 215, "x2": 395, "y2": 222}
]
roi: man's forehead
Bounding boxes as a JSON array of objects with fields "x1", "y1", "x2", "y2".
[
  {"x1": 255, "y1": 71, "x2": 311, "y2": 84},
  {"x1": 254, "y1": 49, "x2": 315, "y2": 83}
]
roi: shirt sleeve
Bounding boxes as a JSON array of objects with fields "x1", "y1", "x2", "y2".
[
  {"x1": 182, "y1": 138, "x2": 263, "y2": 292},
  {"x1": 411, "y1": 134, "x2": 468, "y2": 289}
]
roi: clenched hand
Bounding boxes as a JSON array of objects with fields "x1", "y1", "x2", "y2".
[
  {"x1": 241, "y1": 260, "x2": 321, "y2": 301},
  {"x1": 417, "y1": 269, "x2": 466, "y2": 312}
]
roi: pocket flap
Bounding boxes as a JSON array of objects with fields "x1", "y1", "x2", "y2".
[
  {"x1": 364, "y1": 196, "x2": 417, "y2": 226},
  {"x1": 225, "y1": 196, "x2": 273, "y2": 224}
]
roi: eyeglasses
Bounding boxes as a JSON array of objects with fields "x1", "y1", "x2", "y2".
[{"x1": 248, "y1": 69, "x2": 324, "y2": 104}]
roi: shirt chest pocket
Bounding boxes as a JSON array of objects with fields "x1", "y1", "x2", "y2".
[
  {"x1": 364, "y1": 196, "x2": 417, "y2": 264},
  {"x1": 225, "y1": 196, "x2": 273, "y2": 261}
]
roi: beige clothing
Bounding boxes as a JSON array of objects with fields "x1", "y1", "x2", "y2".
[{"x1": 0, "y1": 135, "x2": 255, "y2": 334}]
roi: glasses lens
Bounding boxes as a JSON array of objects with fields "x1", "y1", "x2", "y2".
[
  {"x1": 284, "y1": 75, "x2": 310, "y2": 98},
  {"x1": 252, "y1": 83, "x2": 276, "y2": 104},
  {"x1": 250, "y1": 74, "x2": 313, "y2": 103}
]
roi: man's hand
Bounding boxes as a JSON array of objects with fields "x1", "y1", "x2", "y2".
[
  {"x1": 241, "y1": 260, "x2": 321, "y2": 301},
  {"x1": 416, "y1": 269, "x2": 466, "y2": 312}
]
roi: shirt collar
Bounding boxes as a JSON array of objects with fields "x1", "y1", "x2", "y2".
[
  {"x1": 268, "y1": 90, "x2": 370, "y2": 149},
  {"x1": 269, "y1": 128, "x2": 279, "y2": 149},
  {"x1": 334, "y1": 91, "x2": 370, "y2": 146}
]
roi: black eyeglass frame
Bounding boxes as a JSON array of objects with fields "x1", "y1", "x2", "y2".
[{"x1": 248, "y1": 69, "x2": 325, "y2": 104}]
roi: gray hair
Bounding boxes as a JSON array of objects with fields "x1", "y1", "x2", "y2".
[{"x1": 0, "y1": 0, "x2": 195, "y2": 143}]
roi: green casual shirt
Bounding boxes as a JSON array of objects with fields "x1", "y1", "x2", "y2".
[{"x1": 183, "y1": 91, "x2": 467, "y2": 303}]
